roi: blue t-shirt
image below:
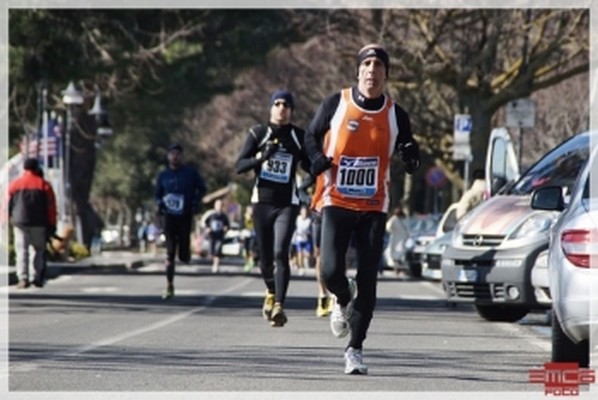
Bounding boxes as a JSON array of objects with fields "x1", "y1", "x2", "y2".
[{"x1": 155, "y1": 164, "x2": 207, "y2": 216}]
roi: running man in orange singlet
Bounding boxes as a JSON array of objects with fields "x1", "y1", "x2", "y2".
[{"x1": 304, "y1": 44, "x2": 420, "y2": 375}]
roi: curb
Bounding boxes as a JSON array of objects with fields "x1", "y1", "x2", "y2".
[{"x1": 6, "y1": 256, "x2": 149, "y2": 286}]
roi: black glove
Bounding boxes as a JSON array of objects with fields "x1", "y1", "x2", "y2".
[
  {"x1": 400, "y1": 141, "x2": 421, "y2": 174},
  {"x1": 310, "y1": 153, "x2": 333, "y2": 176},
  {"x1": 260, "y1": 140, "x2": 279, "y2": 161}
]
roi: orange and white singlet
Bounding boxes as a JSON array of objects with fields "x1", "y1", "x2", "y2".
[{"x1": 311, "y1": 88, "x2": 399, "y2": 213}]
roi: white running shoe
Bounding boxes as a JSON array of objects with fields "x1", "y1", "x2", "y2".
[
  {"x1": 330, "y1": 278, "x2": 357, "y2": 338},
  {"x1": 344, "y1": 347, "x2": 368, "y2": 375}
]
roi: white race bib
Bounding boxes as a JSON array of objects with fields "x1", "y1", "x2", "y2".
[
  {"x1": 163, "y1": 193, "x2": 185, "y2": 214},
  {"x1": 259, "y1": 152, "x2": 293, "y2": 183},
  {"x1": 336, "y1": 156, "x2": 379, "y2": 198},
  {"x1": 210, "y1": 219, "x2": 225, "y2": 232}
]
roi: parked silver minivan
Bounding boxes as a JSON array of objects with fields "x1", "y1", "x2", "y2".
[{"x1": 441, "y1": 130, "x2": 593, "y2": 322}]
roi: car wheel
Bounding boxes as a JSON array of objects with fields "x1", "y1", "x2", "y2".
[
  {"x1": 474, "y1": 305, "x2": 529, "y2": 322},
  {"x1": 552, "y1": 312, "x2": 589, "y2": 367}
]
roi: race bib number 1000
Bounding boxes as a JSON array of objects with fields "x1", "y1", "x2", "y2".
[
  {"x1": 260, "y1": 152, "x2": 293, "y2": 183},
  {"x1": 336, "y1": 156, "x2": 379, "y2": 198}
]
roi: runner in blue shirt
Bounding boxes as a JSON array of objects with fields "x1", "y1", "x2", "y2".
[{"x1": 155, "y1": 143, "x2": 207, "y2": 299}]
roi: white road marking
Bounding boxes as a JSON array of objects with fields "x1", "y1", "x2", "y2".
[
  {"x1": 64, "y1": 278, "x2": 253, "y2": 357},
  {"x1": 10, "y1": 278, "x2": 254, "y2": 372},
  {"x1": 495, "y1": 320, "x2": 551, "y2": 353},
  {"x1": 397, "y1": 294, "x2": 446, "y2": 301},
  {"x1": 80, "y1": 287, "x2": 119, "y2": 293},
  {"x1": 419, "y1": 280, "x2": 551, "y2": 352},
  {"x1": 241, "y1": 291, "x2": 268, "y2": 297},
  {"x1": 165, "y1": 289, "x2": 203, "y2": 296},
  {"x1": 53, "y1": 275, "x2": 74, "y2": 283}
]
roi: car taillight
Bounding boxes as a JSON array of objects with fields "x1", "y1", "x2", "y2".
[{"x1": 561, "y1": 229, "x2": 598, "y2": 268}]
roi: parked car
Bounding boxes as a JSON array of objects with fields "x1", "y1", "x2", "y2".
[
  {"x1": 101, "y1": 225, "x2": 121, "y2": 247},
  {"x1": 420, "y1": 196, "x2": 489, "y2": 281},
  {"x1": 421, "y1": 231, "x2": 452, "y2": 280},
  {"x1": 221, "y1": 223, "x2": 243, "y2": 257},
  {"x1": 530, "y1": 140, "x2": 598, "y2": 367},
  {"x1": 441, "y1": 130, "x2": 594, "y2": 322},
  {"x1": 196, "y1": 222, "x2": 243, "y2": 258},
  {"x1": 403, "y1": 214, "x2": 441, "y2": 277},
  {"x1": 530, "y1": 249, "x2": 551, "y2": 306}
]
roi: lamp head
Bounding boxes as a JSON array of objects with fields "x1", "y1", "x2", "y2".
[{"x1": 61, "y1": 81, "x2": 84, "y2": 106}]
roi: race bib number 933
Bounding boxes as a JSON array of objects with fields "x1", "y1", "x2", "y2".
[{"x1": 260, "y1": 152, "x2": 293, "y2": 183}]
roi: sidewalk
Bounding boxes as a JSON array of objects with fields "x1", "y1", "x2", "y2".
[{"x1": 5, "y1": 250, "x2": 159, "y2": 286}]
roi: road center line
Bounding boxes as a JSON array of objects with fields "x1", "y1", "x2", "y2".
[{"x1": 62, "y1": 278, "x2": 254, "y2": 357}]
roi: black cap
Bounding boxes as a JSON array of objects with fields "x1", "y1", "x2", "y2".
[
  {"x1": 357, "y1": 44, "x2": 390, "y2": 77},
  {"x1": 270, "y1": 90, "x2": 295, "y2": 109},
  {"x1": 168, "y1": 143, "x2": 183, "y2": 152}
]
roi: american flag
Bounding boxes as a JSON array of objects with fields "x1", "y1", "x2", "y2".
[
  {"x1": 20, "y1": 137, "x2": 58, "y2": 157},
  {"x1": 20, "y1": 117, "x2": 62, "y2": 158}
]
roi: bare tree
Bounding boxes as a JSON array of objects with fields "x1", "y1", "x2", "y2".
[
  {"x1": 376, "y1": 9, "x2": 588, "y2": 178},
  {"x1": 181, "y1": 9, "x2": 589, "y2": 210}
]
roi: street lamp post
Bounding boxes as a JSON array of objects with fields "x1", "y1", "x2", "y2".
[
  {"x1": 89, "y1": 89, "x2": 113, "y2": 140},
  {"x1": 35, "y1": 80, "x2": 47, "y2": 159},
  {"x1": 61, "y1": 81, "x2": 84, "y2": 225}
]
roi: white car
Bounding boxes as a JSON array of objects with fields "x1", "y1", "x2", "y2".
[
  {"x1": 421, "y1": 231, "x2": 452, "y2": 280},
  {"x1": 531, "y1": 138, "x2": 598, "y2": 367},
  {"x1": 530, "y1": 249, "x2": 551, "y2": 306}
]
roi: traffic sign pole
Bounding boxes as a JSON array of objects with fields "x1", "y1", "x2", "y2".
[
  {"x1": 506, "y1": 99, "x2": 536, "y2": 169},
  {"x1": 453, "y1": 114, "x2": 473, "y2": 192}
]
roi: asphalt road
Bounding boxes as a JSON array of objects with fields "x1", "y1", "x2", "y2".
[{"x1": 5, "y1": 258, "x2": 559, "y2": 400}]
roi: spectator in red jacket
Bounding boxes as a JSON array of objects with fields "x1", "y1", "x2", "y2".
[{"x1": 8, "y1": 158, "x2": 57, "y2": 288}]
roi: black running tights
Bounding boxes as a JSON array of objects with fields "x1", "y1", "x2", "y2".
[
  {"x1": 252, "y1": 203, "x2": 299, "y2": 305},
  {"x1": 163, "y1": 215, "x2": 192, "y2": 283},
  {"x1": 320, "y1": 206, "x2": 386, "y2": 350}
]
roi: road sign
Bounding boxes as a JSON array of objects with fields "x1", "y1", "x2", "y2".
[
  {"x1": 426, "y1": 166, "x2": 447, "y2": 188},
  {"x1": 506, "y1": 99, "x2": 536, "y2": 128},
  {"x1": 453, "y1": 114, "x2": 472, "y2": 160}
]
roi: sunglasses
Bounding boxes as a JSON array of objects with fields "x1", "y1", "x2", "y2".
[{"x1": 273, "y1": 101, "x2": 291, "y2": 109}]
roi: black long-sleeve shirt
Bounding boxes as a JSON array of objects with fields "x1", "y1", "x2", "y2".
[{"x1": 235, "y1": 122, "x2": 311, "y2": 206}]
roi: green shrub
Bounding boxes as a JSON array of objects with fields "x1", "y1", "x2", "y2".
[{"x1": 70, "y1": 241, "x2": 90, "y2": 260}]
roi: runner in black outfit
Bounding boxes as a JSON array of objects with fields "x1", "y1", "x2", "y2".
[{"x1": 235, "y1": 90, "x2": 311, "y2": 327}]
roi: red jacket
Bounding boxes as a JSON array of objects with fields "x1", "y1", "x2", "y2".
[{"x1": 8, "y1": 170, "x2": 57, "y2": 228}]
